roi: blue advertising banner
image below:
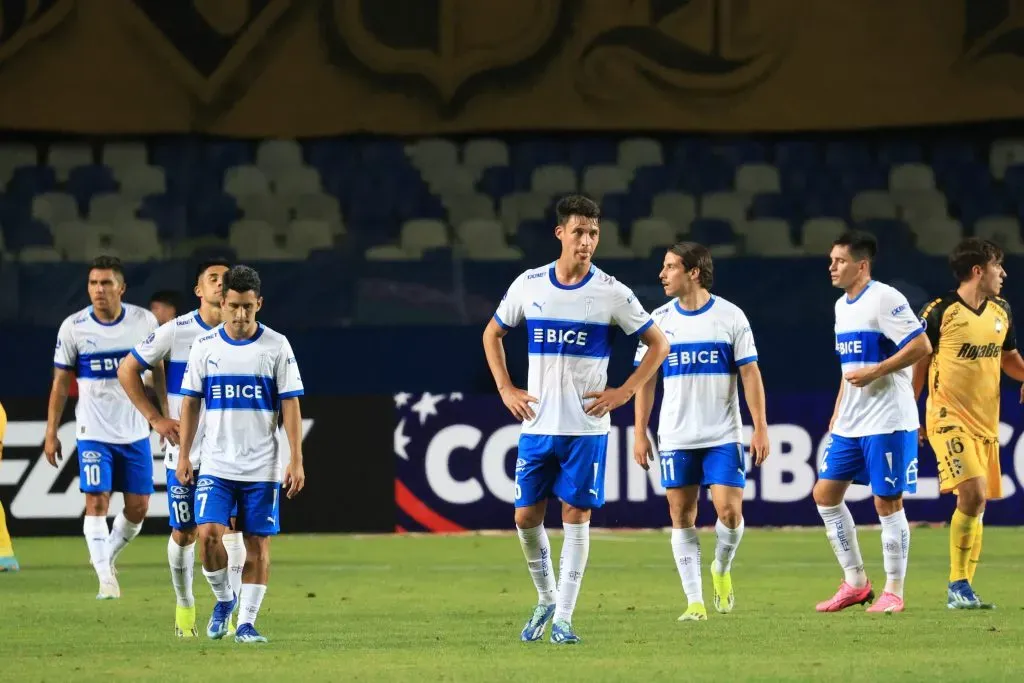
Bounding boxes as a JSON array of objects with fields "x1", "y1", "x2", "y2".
[{"x1": 394, "y1": 391, "x2": 1024, "y2": 531}]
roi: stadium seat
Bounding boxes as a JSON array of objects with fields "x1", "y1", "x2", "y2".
[
  {"x1": 407, "y1": 138, "x2": 459, "y2": 171},
  {"x1": 31, "y1": 192, "x2": 79, "y2": 225},
  {"x1": 256, "y1": 139, "x2": 304, "y2": 176},
  {"x1": 801, "y1": 217, "x2": 847, "y2": 253},
  {"x1": 18, "y1": 245, "x2": 62, "y2": 262},
  {"x1": 581, "y1": 165, "x2": 630, "y2": 198},
  {"x1": 878, "y1": 141, "x2": 923, "y2": 166},
  {"x1": 0, "y1": 144, "x2": 37, "y2": 185},
  {"x1": 7, "y1": 165, "x2": 57, "y2": 197},
  {"x1": 735, "y1": 163, "x2": 781, "y2": 194},
  {"x1": 594, "y1": 219, "x2": 635, "y2": 258},
  {"x1": 112, "y1": 220, "x2": 162, "y2": 261},
  {"x1": 500, "y1": 192, "x2": 550, "y2": 235},
  {"x1": 102, "y1": 142, "x2": 148, "y2": 171},
  {"x1": 701, "y1": 192, "x2": 749, "y2": 225},
  {"x1": 744, "y1": 219, "x2": 802, "y2": 256},
  {"x1": 400, "y1": 219, "x2": 449, "y2": 255},
  {"x1": 889, "y1": 163, "x2": 936, "y2": 191},
  {"x1": 364, "y1": 244, "x2": 420, "y2": 261},
  {"x1": 286, "y1": 219, "x2": 333, "y2": 257},
  {"x1": 618, "y1": 138, "x2": 663, "y2": 171},
  {"x1": 850, "y1": 190, "x2": 898, "y2": 221},
  {"x1": 893, "y1": 190, "x2": 947, "y2": 225},
  {"x1": 975, "y1": 216, "x2": 1024, "y2": 254},
  {"x1": 47, "y1": 144, "x2": 92, "y2": 181},
  {"x1": 289, "y1": 193, "x2": 344, "y2": 233},
  {"x1": 990, "y1": 138, "x2": 1024, "y2": 180},
  {"x1": 913, "y1": 217, "x2": 963, "y2": 255},
  {"x1": 630, "y1": 218, "x2": 676, "y2": 258},
  {"x1": 651, "y1": 192, "x2": 697, "y2": 225},
  {"x1": 238, "y1": 194, "x2": 290, "y2": 229},
  {"x1": 446, "y1": 193, "x2": 495, "y2": 226},
  {"x1": 689, "y1": 218, "x2": 738, "y2": 256},
  {"x1": 455, "y1": 219, "x2": 523, "y2": 260},
  {"x1": 118, "y1": 166, "x2": 167, "y2": 198},
  {"x1": 463, "y1": 139, "x2": 509, "y2": 170},
  {"x1": 52, "y1": 221, "x2": 104, "y2": 261},
  {"x1": 273, "y1": 166, "x2": 322, "y2": 197},
  {"x1": 66, "y1": 165, "x2": 119, "y2": 204},
  {"x1": 428, "y1": 166, "x2": 477, "y2": 196},
  {"x1": 477, "y1": 166, "x2": 515, "y2": 199},
  {"x1": 531, "y1": 165, "x2": 577, "y2": 195},
  {"x1": 224, "y1": 165, "x2": 271, "y2": 198}
]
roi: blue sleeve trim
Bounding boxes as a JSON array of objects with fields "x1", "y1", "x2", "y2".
[
  {"x1": 493, "y1": 313, "x2": 512, "y2": 331},
  {"x1": 53, "y1": 362, "x2": 73, "y2": 370},
  {"x1": 897, "y1": 326, "x2": 925, "y2": 350},
  {"x1": 179, "y1": 388, "x2": 203, "y2": 398},
  {"x1": 633, "y1": 360, "x2": 642, "y2": 367},
  {"x1": 279, "y1": 390, "x2": 304, "y2": 399},
  {"x1": 130, "y1": 348, "x2": 153, "y2": 371},
  {"x1": 632, "y1": 319, "x2": 654, "y2": 337},
  {"x1": 735, "y1": 355, "x2": 758, "y2": 367}
]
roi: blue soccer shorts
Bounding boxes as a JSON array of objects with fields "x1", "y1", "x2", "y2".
[
  {"x1": 166, "y1": 468, "x2": 239, "y2": 531},
  {"x1": 194, "y1": 475, "x2": 280, "y2": 536},
  {"x1": 514, "y1": 434, "x2": 608, "y2": 509},
  {"x1": 658, "y1": 442, "x2": 747, "y2": 489},
  {"x1": 819, "y1": 430, "x2": 919, "y2": 496},
  {"x1": 77, "y1": 438, "x2": 154, "y2": 495}
]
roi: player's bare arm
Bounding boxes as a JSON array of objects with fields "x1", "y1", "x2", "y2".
[
  {"x1": 738, "y1": 362, "x2": 770, "y2": 465},
  {"x1": 632, "y1": 372, "x2": 658, "y2": 470},
  {"x1": 1000, "y1": 350, "x2": 1024, "y2": 403},
  {"x1": 175, "y1": 395, "x2": 201, "y2": 485},
  {"x1": 585, "y1": 324, "x2": 669, "y2": 418},
  {"x1": 281, "y1": 397, "x2": 305, "y2": 499},
  {"x1": 118, "y1": 353, "x2": 180, "y2": 446},
  {"x1": 828, "y1": 378, "x2": 844, "y2": 432},
  {"x1": 43, "y1": 367, "x2": 74, "y2": 466},
  {"x1": 483, "y1": 317, "x2": 538, "y2": 421},
  {"x1": 844, "y1": 334, "x2": 932, "y2": 387}
]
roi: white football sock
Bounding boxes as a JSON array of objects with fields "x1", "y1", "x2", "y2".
[
  {"x1": 817, "y1": 503, "x2": 867, "y2": 588},
  {"x1": 554, "y1": 521, "x2": 590, "y2": 624},
  {"x1": 238, "y1": 583, "x2": 268, "y2": 628},
  {"x1": 202, "y1": 567, "x2": 235, "y2": 603},
  {"x1": 83, "y1": 515, "x2": 112, "y2": 581},
  {"x1": 167, "y1": 537, "x2": 195, "y2": 608},
  {"x1": 223, "y1": 532, "x2": 246, "y2": 601},
  {"x1": 712, "y1": 517, "x2": 744, "y2": 574},
  {"x1": 671, "y1": 526, "x2": 702, "y2": 605},
  {"x1": 879, "y1": 509, "x2": 910, "y2": 598},
  {"x1": 516, "y1": 524, "x2": 556, "y2": 605},
  {"x1": 107, "y1": 512, "x2": 142, "y2": 565}
]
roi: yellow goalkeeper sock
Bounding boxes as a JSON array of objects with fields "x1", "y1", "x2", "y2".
[
  {"x1": 0, "y1": 501, "x2": 12, "y2": 557},
  {"x1": 966, "y1": 515, "x2": 983, "y2": 584},
  {"x1": 949, "y1": 509, "x2": 979, "y2": 583}
]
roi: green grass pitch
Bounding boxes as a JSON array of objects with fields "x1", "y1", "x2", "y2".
[{"x1": 2, "y1": 527, "x2": 1023, "y2": 682}]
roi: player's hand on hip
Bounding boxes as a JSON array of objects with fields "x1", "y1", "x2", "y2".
[
  {"x1": 43, "y1": 433, "x2": 62, "y2": 467},
  {"x1": 150, "y1": 416, "x2": 180, "y2": 447},
  {"x1": 918, "y1": 425, "x2": 927, "y2": 445},
  {"x1": 583, "y1": 386, "x2": 630, "y2": 417},
  {"x1": 284, "y1": 461, "x2": 305, "y2": 499},
  {"x1": 750, "y1": 427, "x2": 770, "y2": 466},
  {"x1": 844, "y1": 365, "x2": 880, "y2": 387},
  {"x1": 499, "y1": 386, "x2": 538, "y2": 422},
  {"x1": 633, "y1": 431, "x2": 654, "y2": 470},
  {"x1": 175, "y1": 459, "x2": 193, "y2": 486},
  {"x1": 1018, "y1": 384, "x2": 1024, "y2": 404}
]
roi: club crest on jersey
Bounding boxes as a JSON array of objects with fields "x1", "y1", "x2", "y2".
[{"x1": 996, "y1": 319, "x2": 1004, "y2": 333}]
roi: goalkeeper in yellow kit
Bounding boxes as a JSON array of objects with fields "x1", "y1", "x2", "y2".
[{"x1": 0, "y1": 401, "x2": 19, "y2": 571}]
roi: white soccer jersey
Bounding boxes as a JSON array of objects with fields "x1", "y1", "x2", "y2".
[
  {"x1": 494, "y1": 262, "x2": 653, "y2": 435},
  {"x1": 131, "y1": 310, "x2": 217, "y2": 469},
  {"x1": 181, "y1": 323, "x2": 303, "y2": 483},
  {"x1": 832, "y1": 280, "x2": 924, "y2": 438},
  {"x1": 635, "y1": 296, "x2": 758, "y2": 450},
  {"x1": 53, "y1": 304, "x2": 158, "y2": 444}
]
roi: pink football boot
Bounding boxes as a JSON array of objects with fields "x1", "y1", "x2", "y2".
[
  {"x1": 816, "y1": 581, "x2": 875, "y2": 612},
  {"x1": 865, "y1": 592, "x2": 904, "y2": 613}
]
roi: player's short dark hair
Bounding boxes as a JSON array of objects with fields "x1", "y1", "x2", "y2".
[
  {"x1": 222, "y1": 265, "x2": 261, "y2": 298},
  {"x1": 195, "y1": 258, "x2": 232, "y2": 284},
  {"x1": 555, "y1": 194, "x2": 600, "y2": 226},
  {"x1": 950, "y1": 237, "x2": 1004, "y2": 282},
  {"x1": 149, "y1": 290, "x2": 181, "y2": 311},
  {"x1": 832, "y1": 230, "x2": 877, "y2": 262},
  {"x1": 89, "y1": 255, "x2": 124, "y2": 280},
  {"x1": 669, "y1": 241, "x2": 713, "y2": 289}
]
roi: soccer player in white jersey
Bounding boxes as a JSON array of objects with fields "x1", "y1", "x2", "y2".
[
  {"x1": 119, "y1": 259, "x2": 249, "y2": 638},
  {"x1": 633, "y1": 242, "x2": 770, "y2": 622},
  {"x1": 814, "y1": 231, "x2": 932, "y2": 614},
  {"x1": 483, "y1": 195, "x2": 670, "y2": 645},
  {"x1": 44, "y1": 256, "x2": 160, "y2": 599},
  {"x1": 176, "y1": 265, "x2": 306, "y2": 644}
]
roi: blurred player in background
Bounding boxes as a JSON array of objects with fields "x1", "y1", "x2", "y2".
[
  {"x1": 45, "y1": 256, "x2": 160, "y2": 599},
  {"x1": 149, "y1": 290, "x2": 182, "y2": 326},
  {"x1": 0, "y1": 401, "x2": 18, "y2": 571},
  {"x1": 914, "y1": 238, "x2": 1024, "y2": 609},
  {"x1": 119, "y1": 259, "x2": 247, "y2": 637},
  {"x1": 814, "y1": 232, "x2": 931, "y2": 614},
  {"x1": 633, "y1": 243, "x2": 769, "y2": 622},
  {"x1": 177, "y1": 265, "x2": 306, "y2": 644},
  {"x1": 482, "y1": 195, "x2": 669, "y2": 644}
]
